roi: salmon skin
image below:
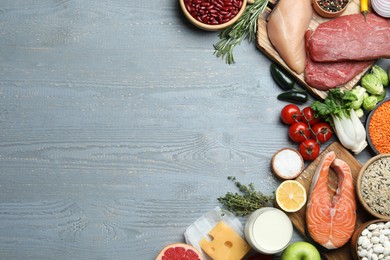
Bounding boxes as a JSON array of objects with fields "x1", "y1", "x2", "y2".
[{"x1": 306, "y1": 151, "x2": 356, "y2": 249}]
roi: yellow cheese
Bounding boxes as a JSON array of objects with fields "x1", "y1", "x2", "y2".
[{"x1": 199, "y1": 221, "x2": 251, "y2": 260}]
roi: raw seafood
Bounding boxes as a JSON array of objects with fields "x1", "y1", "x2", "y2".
[
  {"x1": 267, "y1": 0, "x2": 312, "y2": 74},
  {"x1": 306, "y1": 151, "x2": 356, "y2": 249},
  {"x1": 307, "y1": 13, "x2": 390, "y2": 62},
  {"x1": 304, "y1": 30, "x2": 374, "y2": 90}
]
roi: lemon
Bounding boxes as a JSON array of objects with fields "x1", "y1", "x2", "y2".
[{"x1": 276, "y1": 180, "x2": 307, "y2": 212}]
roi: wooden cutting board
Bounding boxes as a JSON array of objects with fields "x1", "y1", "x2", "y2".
[
  {"x1": 286, "y1": 142, "x2": 372, "y2": 260},
  {"x1": 256, "y1": 0, "x2": 373, "y2": 100}
]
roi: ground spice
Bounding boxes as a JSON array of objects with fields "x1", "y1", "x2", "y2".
[{"x1": 369, "y1": 100, "x2": 390, "y2": 154}]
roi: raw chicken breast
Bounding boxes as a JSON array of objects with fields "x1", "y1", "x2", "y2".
[{"x1": 267, "y1": 0, "x2": 313, "y2": 74}]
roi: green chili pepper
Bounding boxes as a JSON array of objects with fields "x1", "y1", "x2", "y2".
[
  {"x1": 270, "y1": 63, "x2": 295, "y2": 91},
  {"x1": 277, "y1": 91, "x2": 308, "y2": 104}
]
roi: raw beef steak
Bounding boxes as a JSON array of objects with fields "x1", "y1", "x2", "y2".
[
  {"x1": 307, "y1": 13, "x2": 390, "y2": 62},
  {"x1": 304, "y1": 31, "x2": 374, "y2": 90}
]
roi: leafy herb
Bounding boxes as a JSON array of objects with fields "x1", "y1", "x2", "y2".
[
  {"x1": 218, "y1": 176, "x2": 275, "y2": 216},
  {"x1": 312, "y1": 89, "x2": 356, "y2": 121},
  {"x1": 213, "y1": 0, "x2": 269, "y2": 64}
]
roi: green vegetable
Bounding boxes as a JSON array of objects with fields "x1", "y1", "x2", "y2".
[
  {"x1": 213, "y1": 0, "x2": 269, "y2": 64},
  {"x1": 277, "y1": 91, "x2": 308, "y2": 104},
  {"x1": 270, "y1": 63, "x2": 295, "y2": 91},
  {"x1": 361, "y1": 73, "x2": 384, "y2": 95},
  {"x1": 371, "y1": 65, "x2": 389, "y2": 87},
  {"x1": 218, "y1": 176, "x2": 275, "y2": 216},
  {"x1": 354, "y1": 108, "x2": 364, "y2": 118},
  {"x1": 374, "y1": 89, "x2": 386, "y2": 103},
  {"x1": 311, "y1": 89, "x2": 367, "y2": 154},
  {"x1": 363, "y1": 95, "x2": 378, "y2": 111},
  {"x1": 350, "y1": 85, "x2": 366, "y2": 110}
]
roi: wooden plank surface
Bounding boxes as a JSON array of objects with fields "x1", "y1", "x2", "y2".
[
  {"x1": 256, "y1": 0, "x2": 373, "y2": 99},
  {"x1": 0, "y1": 0, "x2": 385, "y2": 259}
]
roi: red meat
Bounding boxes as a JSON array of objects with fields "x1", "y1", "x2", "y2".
[
  {"x1": 304, "y1": 30, "x2": 374, "y2": 90},
  {"x1": 307, "y1": 13, "x2": 390, "y2": 62}
]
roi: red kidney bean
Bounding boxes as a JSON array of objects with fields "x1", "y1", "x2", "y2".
[{"x1": 184, "y1": 0, "x2": 244, "y2": 25}]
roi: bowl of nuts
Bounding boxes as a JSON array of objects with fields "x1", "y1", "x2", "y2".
[
  {"x1": 356, "y1": 154, "x2": 390, "y2": 221},
  {"x1": 351, "y1": 219, "x2": 390, "y2": 260},
  {"x1": 179, "y1": 0, "x2": 247, "y2": 31}
]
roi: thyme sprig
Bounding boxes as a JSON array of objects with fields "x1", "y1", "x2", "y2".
[
  {"x1": 213, "y1": 0, "x2": 269, "y2": 64},
  {"x1": 218, "y1": 176, "x2": 275, "y2": 216}
]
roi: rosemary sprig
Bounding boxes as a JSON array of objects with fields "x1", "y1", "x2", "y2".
[
  {"x1": 213, "y1": 0, "x2": 269, "y2": 64},
  {"x1": 218, "y1": 176, "x2": 275, "y2": 216}
]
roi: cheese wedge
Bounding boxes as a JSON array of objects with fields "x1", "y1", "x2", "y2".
[{"x1": 199, "y1": 221, "x2": 251, "y2": 260}]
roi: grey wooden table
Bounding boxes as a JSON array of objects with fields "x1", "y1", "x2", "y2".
[{"x1": 0, "y1": 1, "x2": 388, "y2": 259}]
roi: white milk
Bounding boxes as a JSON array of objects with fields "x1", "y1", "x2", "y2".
[{"x1": 245, "y1": 207, "x2": 293, "y2": 254}]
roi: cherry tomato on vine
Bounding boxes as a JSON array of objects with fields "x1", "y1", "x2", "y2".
[
  {"x1": 299, "y1": 139, "x2": 320, "y2": 161},
  {"x1": 302, "y1": 106, "x2": 320, "y2": 126},
  {"x1": 280, "y1": 104, "x2": 302, "y2": 125},
  {"x1": 288, "y1": 122, "x2": 310, "y2": 143},
  {"x1": 311, "y1": 122, "x2": 333, "y2": 143}
]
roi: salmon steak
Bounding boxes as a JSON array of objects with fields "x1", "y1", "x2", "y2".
[{"x1": 306, "y1": 151, "x2": 356, "y2": 249}]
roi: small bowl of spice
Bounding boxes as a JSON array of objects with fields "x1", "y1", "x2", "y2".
[
  {"x1": 179, "y1": 0, "x2": 247, "y2": 31},
  {"x1": 356, "y1": 154, "x2": 390, "y2": 221},
  {"x1": 366, "y1": 98, "x2": 390, "y2": 154},
  {"x1": 312, "y1": 0, "x2": 350, "y2": 18}
]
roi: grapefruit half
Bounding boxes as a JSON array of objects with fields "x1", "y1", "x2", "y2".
[{"x1": 155, "y1": 243, "x2": 203, "y2": 260}]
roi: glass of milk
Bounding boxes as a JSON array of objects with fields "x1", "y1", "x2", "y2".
[{"x1": 244, "y1": 207, "x2": 293, "y2": 254}]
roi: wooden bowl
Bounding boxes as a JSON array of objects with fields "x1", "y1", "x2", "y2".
[
  {"x1": 179, "y1": 0, "x2": 247, "y2": 31},
  {"x1": 312, "y1": 0, "x2": 349, "y2": 18},
  {"x1": 356, "y1": 154, "x2": 390, "y2": 221},
  {"x1": 350, "y1": 219, "x2": 388, "y2": 260}
]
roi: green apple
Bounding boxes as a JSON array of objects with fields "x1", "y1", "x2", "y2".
[{"x1": 281, "y1": 241, "x2": 321, "y2": 260}]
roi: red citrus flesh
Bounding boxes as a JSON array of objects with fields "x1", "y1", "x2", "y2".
[{"x1": 156, "y1": 243, "x2": 203, "y2": 260}]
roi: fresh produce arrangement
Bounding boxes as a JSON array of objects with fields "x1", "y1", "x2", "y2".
[
  {"x1": 275, "y1": 62, "x2": 389, "y2": 156},
  {"x1": 157, "y1": 1, "x2": 390, "y2": 259},
  {"x1": 279, "y1": 103, "x2": 332, "y2": 161}
]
